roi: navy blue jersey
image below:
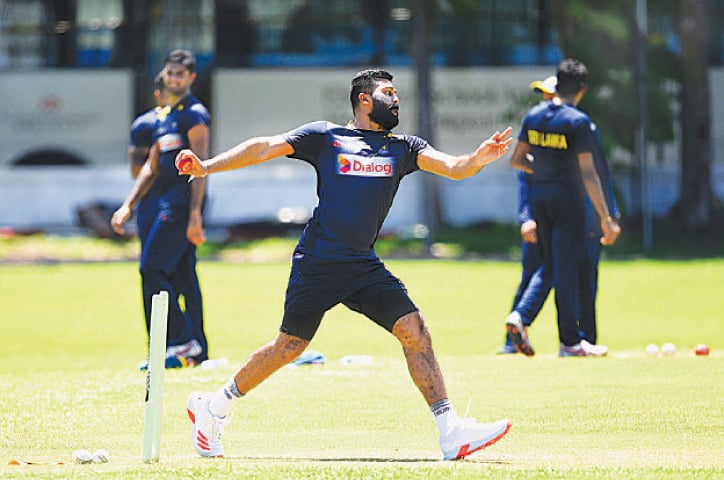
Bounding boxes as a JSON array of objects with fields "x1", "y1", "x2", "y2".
[
  {"x1": 283, "y1": 121, "x2": 428, "y2": 259},
  {"x1": 130, "y1": 108, "x2": 158, "y2": 148},
  {"x1": 589, "y1": 122, "x2": 619, "y2": 219},
  {"x1": 519, "y1": 122, "x2": 620, "y2": 231},
  {"x1": 129, "y1": 107, "x2": 163, "y2": 221},
  {"x1": 584, "y1": 121, "x2": 620, "y2": 233},
  {"x1": 152, "y1": 94, "x2": 210, "y2": 208},
  {"x1": 517, "y1": 170, "x2": 534, "y2": 225},
  {"x1": 519, "y1": 101, "x2": 596, "y2": 186}
]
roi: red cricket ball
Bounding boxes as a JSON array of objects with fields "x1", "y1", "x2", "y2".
[
  {"x1": 694, "y1": 344, "x2": 710, "y2": 356},
  {"x1": 177, "y1": 156, "x2": 192, "y2": 173}
]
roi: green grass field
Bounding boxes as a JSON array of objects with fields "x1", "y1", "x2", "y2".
[{"x1": 1, "y1": 258, "x2": 722, "y2": 479}]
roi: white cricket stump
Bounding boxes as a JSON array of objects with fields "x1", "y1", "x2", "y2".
[{"x1": 143, "y1": 290, "x2": 169, "y2": 463}]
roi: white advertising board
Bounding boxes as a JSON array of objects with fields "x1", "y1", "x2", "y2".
[
  {"x1": 211, "y1": 67, "x2": 550, "y2": 227},
  {"x1": 0, "y1": 70, "x2": 133, "y2": 166}
]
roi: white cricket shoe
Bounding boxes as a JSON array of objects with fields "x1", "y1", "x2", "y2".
[
  {"x1": 440, "y1": 417, "x2": 511, "y2": 461},
  {"x1": 505, "y1": 311, "x2": 535, "y2": 356},
  {"x1": 167, "y1": 339, "x2": 203, "y2": 359},
  {"x1": 558, "y1": 339, "x2": 608, "y2": 357},
  {"x1": 187, "y1": 392, "x2": 226, "y2": 457}
]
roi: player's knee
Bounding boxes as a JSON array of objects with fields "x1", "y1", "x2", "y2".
[
  {"x1": 273, "y1": 332, "x2": 309, "y2": 362},
  {"x1": 393, "y1": 312, "x2": 431, "y2": 349}
]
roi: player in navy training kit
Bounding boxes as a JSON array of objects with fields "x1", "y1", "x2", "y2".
[
  {"x1": 181, "y1": 69, "x2": 514, "y2": 460},
  {"x1": 496, "y1": 170, "x2": 551, "y2": 355},
  {"x1": 499, "y1": 77, "x2": 620, "y2": 355},
  {"x1": 112, "y1": 50, "x2": 209, "y2": 365},
  {"x1": 127, "y1": 72, "x2": 170, "y2": 281},
  {"x1": 128, "y1": 74, "x2": 166, "y2": 180},
  {"x1": 509, "y1": 59, "x2": 620, "y2": 357},
  {"x1": 497, "y1": 77, "x2": 557, "y2": 355},
  {"x1": 578, "y1": 122, "x2": 620, "y2": 345}
]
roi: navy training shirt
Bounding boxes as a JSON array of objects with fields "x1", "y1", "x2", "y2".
[
  {"x1": 130, "y1": 108, "x2": 157, "y2": 149},
  {"x1": 589, "y1": 121, "x2": 619, "y2": 219},
  {"x1": 130, "y1": 107, "x2": 164, "y2": 215},
  {"x1": 584, "y1": 121, "x2": 620, "y2": 232},
  {"x1": 517, "y1": 170, "x2": 534, "y2": 225},
  {"x1": 518, "y1": 101, "x2": 595, "y2": 187},
  {"x1": 283, "y1": 121, "x2": 428, "y2": 260},
  {"x1": 152, "y1": 94, "x2": 210, "y2": 209}
]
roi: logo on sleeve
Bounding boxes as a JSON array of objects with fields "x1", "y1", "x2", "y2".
[{"x1": 337, "y1": 154, "x2": 394, "y2": 177}]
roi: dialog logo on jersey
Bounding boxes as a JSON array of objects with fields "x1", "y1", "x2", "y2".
[
  {"x1": 337, "y1": 154, "x2": 394, "y2": 177},
  {"x1": 158, "y1": 133, "x2": 184, "y2": 153}
]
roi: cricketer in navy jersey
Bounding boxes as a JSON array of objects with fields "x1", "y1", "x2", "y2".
[
  {"x1": 127, "y1": 72, "x2": 170, "y2": 236},
  {"x1": 153, "y1": 94, "x2": 210, "y2": 209},
  {"x1": 514, "y1": 101, "x2": 609, "y2": 349},
  {"x1": 510, "y1": 58, "x2": 620, "y2": 354},
  {"x1": 502, "y1": 124, "x2": 620, "y2": 353},
  {"x1": 112, "y1": 50, "x2": 210, "y2": 364},
  {"x1": 282, "y1": 121, "x2": 428, "y2": 260},
  {"x1": 177, "y1": 69, "x2": 515, "y2": 461},
  {"x1": 521, "y1": 100, "x2": 596, "y2": 187},
  {"x1": 129, "y1": 108, "x2": 156, "y2": 164},
  {"x1": 128, "y1": 107, "x2": 164, "y2": 241},
  {"x1": 141, "y1": 91, "x2": 210, "y2": 359}
]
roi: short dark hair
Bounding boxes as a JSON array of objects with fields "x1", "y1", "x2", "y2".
[
  {"x1": 350, "y1": 69, "x2": 394, "y2": 113},
  {"x1": 164, "y1": 49, "x2": 196, "y2": 72},
  {"x1": 153, "y1": 71, "x2": 166, "y2": 92},
  {"x1": 556, "y1": 58, "x2": 587, "y2": 96}
]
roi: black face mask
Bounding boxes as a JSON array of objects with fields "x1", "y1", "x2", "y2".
[{"x1": 369, "y1": 95, "x2": 399, "y2": 130}]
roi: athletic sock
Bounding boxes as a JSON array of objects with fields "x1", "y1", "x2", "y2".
[
  {"x1": 209, "y1": 377, "x2": 244, "y2": 418},
  {"x1": 431, "y1": 399, "x2": 458, "y2": 435}
]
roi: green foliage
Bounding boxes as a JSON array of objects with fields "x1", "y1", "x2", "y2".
[
  {"x1": 1, "y1": 221, "x2": 720, "y2": 267},
  {"x1": 433, "y1": 223, "x2": 521, "y2": 258},
  {"x1": 0, "y1": 260, "x2": 722, "y2": 479},
  {"x1": 552, "y1": 0, "x2": 679, "y2": 155}
]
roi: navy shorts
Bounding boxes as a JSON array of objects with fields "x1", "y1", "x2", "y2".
[{"x1": 280, "y1": 252, "x2": 418, "y2": 341}]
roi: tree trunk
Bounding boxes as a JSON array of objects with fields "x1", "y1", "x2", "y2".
[
  {"x1": 412, "y1": 0, "x2": 442, "y2": 244},
  {"x1": 672, "y1": 0, "x2": 718, "y2": 228}
]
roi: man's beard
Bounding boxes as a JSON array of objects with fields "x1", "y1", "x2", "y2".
[{"x1": 369, "y1": 97, "x2": 399, "y2": 130}]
